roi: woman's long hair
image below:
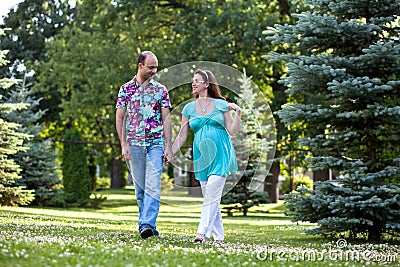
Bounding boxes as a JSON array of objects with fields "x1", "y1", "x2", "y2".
[{"x1": 193, "y1": 69, "x2": 226, "y2": 100}]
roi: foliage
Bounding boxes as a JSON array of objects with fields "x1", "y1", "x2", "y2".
[
  {"x1": 32, "y1": 0, "x2": 292, "y2": 183},
  {"x1": 0, "y1": 0, "x2": 75, "y2": 127},
  {"x1": 0, "y1": 29, "x2": 34, "y2": 206},
  {"x1": 94, "y1": 177, "x2": 111, "y2": 191},
  {"x1": 0, "y1": 0, "x2": 74, "y2": 75},
  {"x1": 281, "y1": 173, "x2": 313, "y2": 194},
  {"x1": 3, "y1": 75, "x2": 64, "y2": 207},
  {"x1": 222, "y1": 71, "x2": 271, "y2": 216},
  {"x1": 268, "y1": 0, "x2": 400, "y2": 241},
  {"x1": 61, "y1": 127, "x2": 91, "y2": 206},
  {"x1": 161, "y1": 173, "x2": 174, "y2": 193}
]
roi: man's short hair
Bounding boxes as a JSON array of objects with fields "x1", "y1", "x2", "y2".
[{"x1": 137, "y1": 51, "x2": 155, "y2": 65}]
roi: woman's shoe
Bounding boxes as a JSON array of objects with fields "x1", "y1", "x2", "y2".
[
  {"x1": 194, "y1": 233, "x2": 208, "y2": 243},
  {"x1": 213, "y1": 240, "x2": 224, "y2": 244}
]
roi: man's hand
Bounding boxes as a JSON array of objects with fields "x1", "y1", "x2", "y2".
[
  {"x1": 121, "y1": 144, "x2": 131, "y2": 160},
  {"x1": 163, "y1": 146, "x2": 174, "y2": 164}
]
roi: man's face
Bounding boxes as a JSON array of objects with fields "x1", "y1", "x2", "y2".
[{"x1": 139, "y1": 55, "x2": 158, "y2": 82}]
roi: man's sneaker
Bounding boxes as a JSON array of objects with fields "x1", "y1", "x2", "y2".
[
  {"x1": 140, "y1": 227, "x2": 154, "y2": 239},
  {"x1": 153, "y1": 229, "x2": 160, "y2": 236}
]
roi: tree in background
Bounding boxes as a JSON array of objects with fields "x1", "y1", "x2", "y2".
[
  {"x1": 0, "y1": 29, "x2": 34, "y2": 206},
  {"x1": 32, "y1": 0, "x2": 294, "y2": 187},
  {"x1": 268, "y1": 0, "x2": 400, "y2": 241},
  {"x1": 62, "y1": 127, "x2": 91, "y2": 206},
  {"x1": 221, "y1": 70, "x2": 272, "y2": 216},
  {"x1": 3, "y1": 74, "x2": 63, "y2": 207},
  {"x1": 0, "y1": 0, "x2": 75, "y2": 129}
]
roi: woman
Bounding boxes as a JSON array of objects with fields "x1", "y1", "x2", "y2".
[{"x1": 172, "y1": 69, "x2": 241, "y2": 243}]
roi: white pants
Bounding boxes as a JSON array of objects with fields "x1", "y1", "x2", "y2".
[{"x1": 197, "y1": 175, "x2": 225, "y2": 241}]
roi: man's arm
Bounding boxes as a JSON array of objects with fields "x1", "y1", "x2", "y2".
[
  {"x1": 162, "y1": 107, "x2": 173, "y2": 163},
  {"x1": 116, "y1": 108, "x2": 131, "y2": 160}
]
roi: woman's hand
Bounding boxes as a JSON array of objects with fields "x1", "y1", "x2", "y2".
[{"x1": 227, "y1": 103, "x2": 241, "y2": 112}]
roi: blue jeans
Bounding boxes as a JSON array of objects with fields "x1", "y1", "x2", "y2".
[{"x1": 127, "y1": 145, "x2": 164, "y2": 232}]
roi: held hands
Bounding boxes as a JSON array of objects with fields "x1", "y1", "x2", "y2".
[
  {"x1": 163, "y1": 146, "x2": 174, "y2": 164},
  {"x1": 122, "y1": 144, "x2": 174, "y2": 164}
]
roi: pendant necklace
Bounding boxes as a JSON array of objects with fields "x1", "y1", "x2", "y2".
[{"x1": 198, "y1": 98, "x2": 211, "y2": 114}]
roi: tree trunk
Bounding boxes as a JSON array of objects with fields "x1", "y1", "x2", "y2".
[
  {"x1": 111, "y1": 158, "x2": 122, "y2": 188},
  {"x1": 313, "y1": 169, "x2": 329, "y2": 189},
  {"x1": 265, "y1": 150, "x2": 280, "y2": 203},
  {"x1": 368, "y1": 226, "x2": 381, "y2": 242}
]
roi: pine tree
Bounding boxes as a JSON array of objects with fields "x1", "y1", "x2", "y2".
[
  {"x1": 0, "y1": 29, "x2": 34, "y2": 206},
  {"x1": 221, "y1": 70, "x2": 272, "y2": 216},
  {"x1": 267, "y1": 0, "x2": 400, "y2": 241},
  {"x1": 61, "y1": 127, "x2": 91, "y2": 207},
  {"x1": 4, "y1": 74, "x2": 64, "y2": 207}
]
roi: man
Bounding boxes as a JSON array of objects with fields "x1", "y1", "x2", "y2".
[{"x1": 116, "y1": 51, "x2": 173, "y2": 239}]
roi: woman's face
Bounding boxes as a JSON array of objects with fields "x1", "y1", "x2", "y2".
[{"x1": 192, "y1": 73, "x2": 208, "y2": 95}]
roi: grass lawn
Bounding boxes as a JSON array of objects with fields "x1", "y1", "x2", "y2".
[{"x1": 0, "y1": 187, "x2": 399, "y2": 266}]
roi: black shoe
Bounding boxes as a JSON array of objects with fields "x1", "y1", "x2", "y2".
[
  {"x1": 140, "y1": 227, "x2": 154, "y2": 239},
  {"x1": 153, "y1": 229, "x2": 160, "y2": 236}
]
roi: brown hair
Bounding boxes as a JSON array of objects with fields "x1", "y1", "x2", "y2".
[{"x1": 193, "y1": 69, "x2": 226, "y2": 100}]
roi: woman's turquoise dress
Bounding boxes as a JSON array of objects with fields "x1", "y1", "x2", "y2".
[{"x1": 182, "y1": 98, "x2": 238, "y2": 181}]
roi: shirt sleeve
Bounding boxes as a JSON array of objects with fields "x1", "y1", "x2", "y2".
[
  {"x1": 182, "y1": 102, "x2": 191, "y2": 118},
  {"x1": 216, "y1": 99, "x2": 229, "y2": 113},
  {"x1": 116, "y1": 85, "x2": 126, "y2": 109},
  {"x1": 160, "y1": 86, "x2": 171, "y2": 109}
]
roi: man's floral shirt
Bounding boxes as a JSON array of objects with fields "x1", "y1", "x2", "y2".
[{"x1": 116, "y1": 76, "x2": 171, "y2": 146}]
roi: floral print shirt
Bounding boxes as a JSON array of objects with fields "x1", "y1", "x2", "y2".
[{"x1": 116, "y1": 76, "x2": 171, "y2": 146}]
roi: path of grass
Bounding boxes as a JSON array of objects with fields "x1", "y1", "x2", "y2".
[{"x1": 0, "y1": 187, "x2": 399, "y2": 266}]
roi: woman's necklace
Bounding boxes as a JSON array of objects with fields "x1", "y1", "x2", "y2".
[{"x1": 197, "y1": 98, "x2": 211, "y2": 114}]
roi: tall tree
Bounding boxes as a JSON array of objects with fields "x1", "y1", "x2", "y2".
[
  {"x1": 221, "y1": 70, "x2": 272, "y2": 216},
  {"x1": 4, "y1": 74, "x2": 63, "y2": 206},
  {"x1": 0, "y1": 29, "x2": 34, "y2": 206},
  {"x1": 0, "y1": 0, "x2": 74, "y2": 76},
  {"x1": 0, "y1": 0, "x2": 74, "y2": 127},
  {"x1": 268, "y1": 0, "x2": 400, "y2": 241},
  {"x1": 34, "y1": 0, "x2": 292, "y2": 186},
  {"x1": 61, "y1": 127, "x2": 91, "y2": 207}
]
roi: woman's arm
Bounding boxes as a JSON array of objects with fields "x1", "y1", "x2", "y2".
[
  {"x1": 224, "y1": 103, "x2": 241, "y2": 136},
  {"x1": 172, "y1": 115, "x2": 190, "y2": 155}
]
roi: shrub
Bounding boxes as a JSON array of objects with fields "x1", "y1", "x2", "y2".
[
  {"x1": 95, "y1": 177, "x2": 111, "y2": 191},
  {"x1": 281, "y1": 174, "x2": 313, "y2": 194},
  {"x1": 161, "y1": 173, "x2": 173, "y2": 193}
]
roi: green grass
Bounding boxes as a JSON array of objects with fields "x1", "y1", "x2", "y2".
[{"x1": 0, "y1": 187, "x2": 399, "y2": 266}]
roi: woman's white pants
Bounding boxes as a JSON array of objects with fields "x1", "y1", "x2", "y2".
[{"x1": 197, "y1": 175, "x2": 225, "y2": 241}]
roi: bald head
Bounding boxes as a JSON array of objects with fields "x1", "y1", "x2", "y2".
[
  {"x1": 136, "y1": 51, "x2": 159, "y2": 84},
  {"x1": 138, "y1": 51, "x2": 157, "y2": 65}
]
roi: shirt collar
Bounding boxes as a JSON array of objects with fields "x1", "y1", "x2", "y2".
[{"x1": 133, "y1": 75, "x2": 155, "y2": 87}]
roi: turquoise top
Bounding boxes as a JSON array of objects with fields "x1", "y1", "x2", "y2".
[{"x1": 182, "y1": 98, "x2": 238, "y2": 181}]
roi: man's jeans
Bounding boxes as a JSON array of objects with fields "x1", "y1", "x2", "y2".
[{"x1": 127, "y1": 145, "x2": 164, "y2": 232}]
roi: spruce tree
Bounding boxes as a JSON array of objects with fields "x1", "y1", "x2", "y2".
[
  {"x1": 267, "y1": 0, "x2": 400, "y2": 241},
  {"x1": 61, "y1": 127, "x2": 91, "y2": 206},
  {"x1": 4, "y1": 75, "x2": 63, "y2": 207},
  {"x1": 221, "y1": 70, "x2": 271, "y2": 216},
  {"x1": 0, "y1": 29, "x2": 34, "y2": 206}
]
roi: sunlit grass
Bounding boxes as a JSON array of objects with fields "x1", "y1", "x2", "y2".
[{"x1": 0, "y1": 188, "x2": 399, "y2": 267}]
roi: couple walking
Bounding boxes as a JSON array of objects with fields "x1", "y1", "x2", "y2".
[{"x1": 115, "y1": 51, "x2": 241, "y2": 242}]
